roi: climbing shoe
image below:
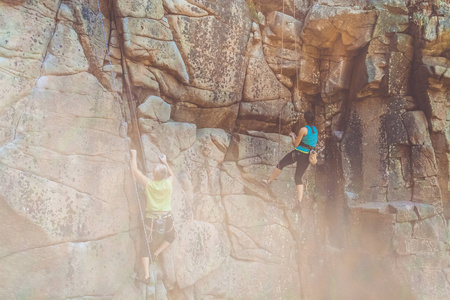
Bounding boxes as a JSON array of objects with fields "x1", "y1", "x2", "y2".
[
  {"x1": 135, "y1": 276, "x2": 151, "y2": 285},
  {"x1": 261, "y1": 179, "x2": 272, "y2": 186}
]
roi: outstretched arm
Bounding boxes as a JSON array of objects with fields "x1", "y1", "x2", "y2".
[
  {"x1": 130, "y1": 149, "x2": 149, "y2": 186},
  {"x1": 159, "y1": 154, "x2": 175, "y2": 182},
  {"x1": 292, "y1": 127, "x2": 308, "y2": 148}
]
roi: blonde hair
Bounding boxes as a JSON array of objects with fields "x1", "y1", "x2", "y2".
[{"x1": 153, "y1": 163, "x2": 168, "y2": 181}]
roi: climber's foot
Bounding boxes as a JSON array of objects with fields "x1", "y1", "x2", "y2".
[
  {"x1": 136, "y1": 276, "x2": 150, "y2": 285},
  {"x1": 261, "y1": 179, "x2": 272, "y2": 186}
]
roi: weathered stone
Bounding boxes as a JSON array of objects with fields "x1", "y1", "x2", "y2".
[
  {"x1": 408, "y1": 239, "x2": 433, "y2": 253},
  {"x1": 388, "y1": 96, "x2": 416, "y2": 111},
  {"x1": 387, "y1": 147, "x2": 412, "y2": 191},
  {"x1": 166, "y1": 3, "x2": 250, "y2": 91},
  {"x1": 0, "y1": 2, "x2": 59, "y2": 144},
  {"x1": 415, "y1": 203, "x2": 437, "y2": 219},
  {"x1": 239, "y1": 100, "x2": 295, "y2": 127},
  {"x1": 381, "y1": 0, "x2": 409, "y2": 15},
  {"x1": 296, "y1": 55, "x2": 320, "y2": 95},
  {"x1": 114, "y1": 0, "x2": 164, "y2": 19},
  {"x1": 349, "y1": 209, "x2": 396, "y2": 256},
  {"x1": 266, "y1": 11, "x2": 302, "y2": 43},
  {"x1": 388, "y1": 51, "x2": 411, "y2": 96},
  {"x1": 383, "y1": 111, "x2": 409, "y2": 145},
  {"x1": 220, "y1": 162, "x2": 245, "y2": 196},
  {"x1": 223, "y1": 195, "x2": 288, "y2": 228},
  {"x1": 123, "y1": 32, "x2": 189, "y2": 83},
  {"x1": 322, "y1": 58, "x2": 353, "y2": 97},
  {"x1": 0, "y1": 145, "x2": 128, "y2": 213},
  {"x1": 193, "y1": 128, "x2": 231, "y2": 163},
  {"x1": 263, "y1": 44, "x2": 302, "y2": 76},
  {"x1": 351, "y1": 202, "x2": 390, "y2": 214},
  {"x1": 172, "y1": 221, "x2": 230, "y2": 289},
  {"x1": 387, "y1": 186, "x2": 412, "y2": 203},
  {"x1": 244, "y1": 28, "x2": 291, "y2": 102},
  {"x1": 111, "y1": 277, "x2": 144, "y2": 300},
  {"x1": 123, "y1": 17, "x2": 173, "y2": 41},
  {"x1": 429, "y1": 100, "x2": 447, "y2": 132},
  {"x1": 151, "y1": 67, "x2": 242, "y2": 108},
  {"x1": 277, "y1": 73, "x2": 294, "y2": 87},
  {"x1": 126, "y1": 60, "x2": 160, "y2": 91},
  {"x1": 171, "y1": 103, "x2": 239, "y2": 132},
  {"x1": 357, "y1": 46, "x2": 388, "y2": 97},
  {"x1": 70, "y1": 2, "x2": 111, "y2": 73},
  {"x1": 301, "y1": 4, "x2": 376, "y2": 51},
  {"x1": 372, "y1": 9, "x2": 409, "y2": 38},
  {"x1": 0, "y1": 233, "x2": 135, "y2": 298},
  {"x1": 388, "y1": 201, "x2": 418, "y2": 222},
  {"x1": 180, "y1": 130, "x2": 230, "y2": 196},
  {"x1": 397, "y1": 254, "x2": 450, "y2": 298},
  {"x1": 342, "y1": 98, "x2": 389, "y2": 201},
  {"x1": 444, "y1": 268, "x2": 450, "y2": 285},
  {"x1": 138, "y1": 95, "x2": 171, "y2": 122},
  {"x1": 228, "y1": 223, "x2": 295, "y2": 264},
  {"x1": 227, "y1": 225, "x2": 279, "y2": 263},
  {"x1": 140, "y1": 119, "x2": 196, "y2": 161},
  {"x1": 391, "y1": 33, "x2": 414, "y2": 60},
  {"x1": 163, "y1": 0, "x2": 208, "y2": 16},
  {"x1": 193, "y1": 195, "x2": 225, "y2": 223},
  {"x1": 393, "y1": 222, "x2": 413, "y2": 255},
  {"x1": 411, "y1": 144, "x2": 439, "y2": 178},
  {"x1": 402, "y1": 111, "x2": 432, "y2": 145},
  {"x1": 19, "y1": 74, "x2": 124, "y2": 159},
  {"x1": 63, "y1": 233, "x2": 136, "y2": 297},
  {"x1": 42, "y1": 23, "x2": 89, "y2": 76},
  {"x1": 412, "y1": 176, "x2": 443, "y2": 205},
  {"x1": 414, "y1": 215, "x2": 447, "y2": 242},
  {"x1": 193, "y1": 257, "x2": 301, "y2": 299},
  {"x1": 423, "y1": 15, "x2": 450, "y2": 56},
  {"x1": 225, "y1": 133, "x2": 291, "y2": 165},
  {"x1": 2, "y1": 1, "x2": 450, "y2": 299}
]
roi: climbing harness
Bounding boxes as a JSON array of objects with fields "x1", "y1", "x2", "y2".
[
  {"x1": 144, "y1": 211, "x2": 176, "y2": 242},
  {"x1": 94, "y1": 0, "x2": 156, "y2": 288}
]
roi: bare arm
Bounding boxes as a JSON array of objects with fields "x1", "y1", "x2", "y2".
[
  {"x1": 130, "y1": 149, "x2": 149, "y2": 186},
  {"x1": 159, "y1": 154, "x2": 175, "y2": 182},
  {"x1": 292, "y1": 127, "x2": 308, "y2": 148}
]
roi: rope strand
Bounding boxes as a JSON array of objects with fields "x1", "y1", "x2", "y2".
[
  {"x1": 95, "y1": 0, "x2": 155, "y2": 272},
  {"x1": 278, "y1": 0, "x2": 286, "y2": 161}
]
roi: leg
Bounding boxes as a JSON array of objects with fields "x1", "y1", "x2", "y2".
[
  {"x1": 142, "y1": 257, "x2": 150, "y2": 279},
  {"x1": 265, "y1": 151, "x2": 296, "y2": 183},
  {"x1": 267, "y1": 167, "x2": 282, "y2": 183},
  {"x1": 155, "y1": 215, "x2": 176, "y2": 257},
  {"x1": 294, "y1": 151, "x2": 310, "y2": 204},
  {"x1": 296, "y1": 184, "x2": 304, "y2": 204},
  {"x1": 154, "y1": 241, "x2": 170, "y2": 257}
]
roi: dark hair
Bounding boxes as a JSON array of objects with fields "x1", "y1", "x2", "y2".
[{"x1": 304, "y1": 111, "x2": 316, "y2": 133}]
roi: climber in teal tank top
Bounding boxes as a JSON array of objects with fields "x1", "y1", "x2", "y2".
[
  {"x1": 295, "y1": 125, "x2": 318, "y2": 153},
  {"x1": 262, "y1": 111, "x2": 318, "y2": 212}
]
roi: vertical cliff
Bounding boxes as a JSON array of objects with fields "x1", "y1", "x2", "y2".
[{"x1": 0, "y1": 0, "x2": 449, "y2": 299}]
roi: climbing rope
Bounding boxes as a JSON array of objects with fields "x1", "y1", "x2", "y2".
[
  {"x1": 95, "y1": 0, "x2": 156, "y2": 285},
  {"x1": 121, "y1": 56, "x2": 150, "y2": 175},
  {"x1": 277, "y1": 0, "x2": 286, "y2": 161}
]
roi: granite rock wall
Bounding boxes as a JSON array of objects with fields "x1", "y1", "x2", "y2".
[{"x1": 1, "y1": 0, "x2": 450, "y2": 299}]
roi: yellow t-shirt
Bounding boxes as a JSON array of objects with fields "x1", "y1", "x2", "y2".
[{"x1": 145, "y1": 178, "x2": 172, "y2": 217}]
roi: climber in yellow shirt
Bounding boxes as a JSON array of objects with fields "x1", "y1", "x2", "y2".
[{"x1": 130, "y1": 149, "x2": 175, "y2": 284}]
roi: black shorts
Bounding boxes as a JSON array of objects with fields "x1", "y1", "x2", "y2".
[
  {"x1": 276, "y1": 150, "x2": 310, "y2": 185},
  {"x1": 140, "y1": 213, "x2": 176, "y2": 257}
]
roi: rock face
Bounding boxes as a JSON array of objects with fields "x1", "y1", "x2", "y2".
[{"x1": 1, "y1": 0, "x2": 450, "y2": 299}]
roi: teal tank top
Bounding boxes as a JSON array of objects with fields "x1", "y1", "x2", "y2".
[{"x1": 295, "y1": 125, "x2": 318, "y2": 153}]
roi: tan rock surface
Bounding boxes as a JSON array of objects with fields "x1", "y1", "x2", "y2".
[{"x1": 2, "y1": 0, "x2": 450, "y2": 299}]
